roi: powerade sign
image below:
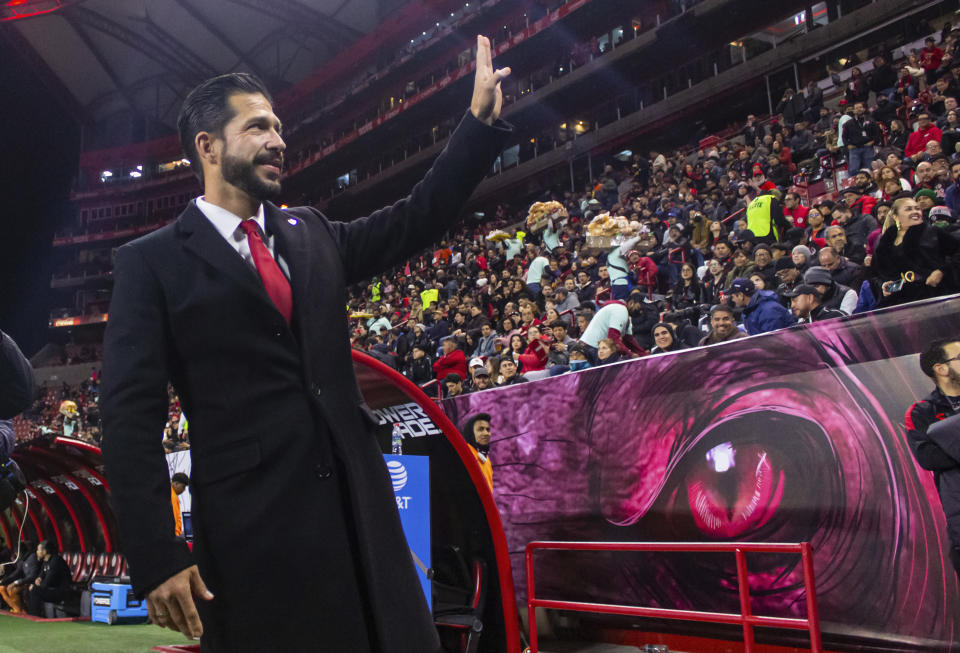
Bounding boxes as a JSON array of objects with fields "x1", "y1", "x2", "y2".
[
  {"x1": 373, "y1": 402, "x2": 441, "y2": 438},
  {"x1": 383, "y1": 454, "x2": 431, "y2": 608}
]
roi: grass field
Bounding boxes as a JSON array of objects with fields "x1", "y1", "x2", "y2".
[{"x1": 0, "y1": 614, "x2": 188, "y2": 653}]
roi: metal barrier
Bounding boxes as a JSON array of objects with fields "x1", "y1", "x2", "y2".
[{"x1": 524, "y1": 541, "x2": 821, "y2": 653}]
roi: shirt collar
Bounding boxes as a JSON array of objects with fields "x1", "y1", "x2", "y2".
[{"x1": 195, "y1": 196, "x2": 266, "y2": 242}]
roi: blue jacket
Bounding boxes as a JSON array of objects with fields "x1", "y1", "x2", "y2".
[
  {"x1": 743, "y1": 290, "x2": 796, "y2": 335},
  {"x1": 945, "y1": 183, "x2": 960, "y2": 219}
]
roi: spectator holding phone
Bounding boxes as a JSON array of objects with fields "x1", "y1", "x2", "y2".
[{"x1": 873, "y1": 197, "x2": 960, "y2": 306}]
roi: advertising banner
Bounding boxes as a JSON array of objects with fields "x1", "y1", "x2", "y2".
[
  {"x1": 442, "y1": 296, "x2": 960, "y2": 650},
  {"x1": 384, "y1": 453, "x2": 431, "y2": 608}
]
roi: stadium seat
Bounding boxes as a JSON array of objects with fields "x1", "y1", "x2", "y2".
[
  {"x1": 78, "y1": 552, "x2": 97, "y2": 584},
  {"x1": 433, "y1": 546, "x2": 487, "y2": 653}
]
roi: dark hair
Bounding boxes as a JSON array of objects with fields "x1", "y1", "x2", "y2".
[
  {"x1": 171, "y1": 473, "x2": 190, "y2": 486},
  {"x1": 920, "y1": 338, "x2": 957, "y2": 379},
  {"x1": 549, "y1": 319, "x2": 567, "y2": 330},
  {"x1": 710, "y1": 303, "x2": 735, "y2": 318},
  {"x1": 177, "y1": 73, "x2": 273, "y2": 184},
  {"x1": 39, "y1": 539, "x2": 58, "y2": 555}
]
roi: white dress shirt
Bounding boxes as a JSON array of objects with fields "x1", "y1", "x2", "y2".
[{"x1": 195, "y1": 197, "x2": 291, "y2": 279}]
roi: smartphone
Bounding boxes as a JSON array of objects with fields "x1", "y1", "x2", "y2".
[{"x1": 888, "y1": 278, "x2": 904, "y2": 293}]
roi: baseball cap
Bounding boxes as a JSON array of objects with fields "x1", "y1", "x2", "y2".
[
  {"x1": 469, "y1": 357, "x2": 485, "y2": 369},
  {"x1": 729, "y1": 278, "x2": 756, "y2": 295},
  {"x1": 929, "y1": 205, "x2": 953, "y2": 222},
  {"x1": 784, "y1": 284, "x2": 822, "y2": 298},
  {"x1": 473, "y1": 368, "x2": 490, "y2": 377},
  {"x1": 775, "y1": 257, "x2": 797, "y2": 272}
]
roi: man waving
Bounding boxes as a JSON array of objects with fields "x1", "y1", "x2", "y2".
[{"x1": 102, "y1": 36, "x2": 511, "y2": 652}]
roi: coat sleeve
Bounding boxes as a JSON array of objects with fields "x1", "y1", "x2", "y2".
[
  {"x1": 325, "y1": 111, "x2": 512, "y2": 285},
  {"x1": 0, "y1": 331, "x2": 34, "y2": 420},
  {"x1": 906, "y1": 401, "x2": 960, "y2": 470},
  {"x1": 100, "y1": 244, "x2": 194, "y2": 598}
]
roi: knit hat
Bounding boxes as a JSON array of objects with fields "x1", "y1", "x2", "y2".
[
  {"x1": 792, "y1": 244, "x2": 812, "y2": 261},
  {"x1": 803, "y1": 266, "x2": 834, "y2": 286},
  {"x1": 775, "y1": 257, "x2": 797, "y2": 271},
  {"x1": 915, "y1": 188, "x2": 938, "y2": 202}
]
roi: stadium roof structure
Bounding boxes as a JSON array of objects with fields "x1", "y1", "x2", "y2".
[{"x1": 0, "y1": 0, "x2": 409, "y2": 128}]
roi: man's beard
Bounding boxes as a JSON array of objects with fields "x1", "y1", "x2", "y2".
[
  {"x1": 948, "y1": 366, "x2": 960, "y2": 388},
  {"x1": 222, "y1": 148, "x2": 282, "y2": 201}
]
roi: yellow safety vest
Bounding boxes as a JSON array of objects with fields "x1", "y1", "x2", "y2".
[
  {"x1": 420, "y1": 288, "x2": 439, "y2": 310},
  {"x1": 746, "y1": 194, "x2": 778, "y2": 240},
  {"x1": 371, "y1": 281, "x2": 381, "y2": 303}
]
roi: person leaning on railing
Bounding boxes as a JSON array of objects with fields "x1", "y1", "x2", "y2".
[{"x1": 872, "y1": 197, "x2": 960, "y2": 307}]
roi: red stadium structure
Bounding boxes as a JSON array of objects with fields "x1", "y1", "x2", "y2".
[{"x1": 7, "y1": 350, "x2": 522, "y2": 652}]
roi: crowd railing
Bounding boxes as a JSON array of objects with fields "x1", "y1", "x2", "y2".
[{"x1": 525, "y1": 540, "x2": 822, "y2": 653}]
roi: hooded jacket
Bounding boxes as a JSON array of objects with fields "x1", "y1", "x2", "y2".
[
  {"x1": 649, "y1": 322, "x2": 687, "y2": 354},
  {"x1": 461, "y1": 413, "x2": 493, "y2": 489}
]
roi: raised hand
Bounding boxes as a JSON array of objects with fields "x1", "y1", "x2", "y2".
[{"x1": 470, "y1": 35, "x2": 511, "y2": 125}]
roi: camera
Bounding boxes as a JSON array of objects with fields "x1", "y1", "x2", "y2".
[{"x1": 0, "y1": 457, "x2": 26, "y2": 512}]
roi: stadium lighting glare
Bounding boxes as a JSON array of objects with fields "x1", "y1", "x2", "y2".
[
  {"x1": 180, "y1": 158, "x2": 191, "y2": 166},
  {"x1": 136, "y1": 164, "x2": 142, "y2": 171},
  {"x1": 129, "y1": 170, "x2": 142, "y2": 178},
  {"x1": 100, "y1": 170, "x2": 112, "y2": 178}
]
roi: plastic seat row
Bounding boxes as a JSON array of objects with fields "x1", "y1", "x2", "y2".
[{"x1": 63, "y1": 552, "x2": 127, "y2": 586}]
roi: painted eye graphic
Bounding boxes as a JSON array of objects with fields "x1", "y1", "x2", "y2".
[
  {"x1": 686, "y1": 442, "x2": 785, "y2": 539},
  {"x1": 658, "y1": 410, "x2": 840, "y2": 547}
]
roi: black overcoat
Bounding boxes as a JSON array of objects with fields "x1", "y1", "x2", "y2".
[{"x1": 101, "y1": 111, "x2": 511, "y2": 652}]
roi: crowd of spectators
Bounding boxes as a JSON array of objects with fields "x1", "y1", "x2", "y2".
[
  {"x1": 11, "y1": 373, "x2": 187, "y2": 451},
  {"x1": 347, "y1": 26, "x2": 960, "y2": 396}
]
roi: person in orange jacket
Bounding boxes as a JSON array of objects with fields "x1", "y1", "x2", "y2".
[
  {"x1": 461, "y1": 413, "x2": 493, "y2": 490},
  {"x1": 170, "y1": 473, "x2": 189, "y2": 537}
]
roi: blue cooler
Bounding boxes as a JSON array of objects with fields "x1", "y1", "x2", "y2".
[{"x1": 90, "y1": 581, "x2": 149, "y2": 624}]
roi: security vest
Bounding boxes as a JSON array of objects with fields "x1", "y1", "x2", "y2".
[
  {"x1": 746, "y1": 194, "x2": 778, "y2": 240},
  {"x1": 371, "y1": 281, "x2": 381, "y2": 302}
]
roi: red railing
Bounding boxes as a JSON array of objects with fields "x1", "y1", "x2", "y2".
[{"x1": 525, "y1": 540, "x2": 821, "y2": 653}]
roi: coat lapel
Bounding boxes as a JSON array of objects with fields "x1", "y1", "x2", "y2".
[{"x1": 176, "y1": 200, "x2": 271, "y2": 307}]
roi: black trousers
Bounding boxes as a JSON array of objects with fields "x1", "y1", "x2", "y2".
[{"x1": 26, "y1": 586, "x2": 65, "y2": 616}]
